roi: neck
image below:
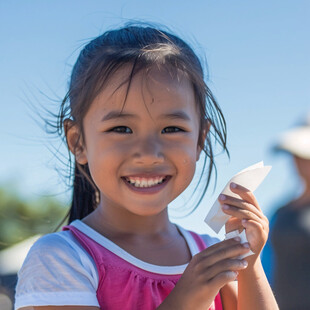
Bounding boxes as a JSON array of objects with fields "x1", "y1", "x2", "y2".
[{"x1": 83, "y1": 203, "x2": 174, "y2": 238}]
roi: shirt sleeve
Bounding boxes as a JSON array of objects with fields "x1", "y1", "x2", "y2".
[{"x1": 15, "y1": 232, "x2": 100, "y2": 309}]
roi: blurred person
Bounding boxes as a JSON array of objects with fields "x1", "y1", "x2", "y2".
[{"x1": 264, "y1": 124, "x2": 310, "y2": 310}]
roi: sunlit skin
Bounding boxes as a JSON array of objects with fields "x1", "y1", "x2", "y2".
[
  {"x1": 40, "y1": 67, "x2": 279, "y2": 310},
  {"x1": 83, "y1": 69, "x2": 200, "y2": 219}
]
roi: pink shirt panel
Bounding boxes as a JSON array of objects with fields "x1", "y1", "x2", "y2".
[{"x1": 63, "y1": 225, "x2": 223, "y2": 310}]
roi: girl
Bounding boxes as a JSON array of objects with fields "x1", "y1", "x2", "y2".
[{"x1": 15, "y1": 25, "x2": 278, "y2": 310}]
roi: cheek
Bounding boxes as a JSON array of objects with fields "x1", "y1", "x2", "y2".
[
  {"x1": 183, "y1": 157, "x2": 197, "y2": 181},
  {"x1": 175, "y1": 145, "x2": 198, "y2": 183},
  {"x1": 86, "y1": 143, "x2": 123, "y2": 184},
  {"x1": 167, "y1": 136, "x2": 199, "y2": 162}
]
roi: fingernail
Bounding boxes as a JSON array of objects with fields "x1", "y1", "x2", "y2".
[
  {"x1": 243, "y1": 243, "x2": 250, "y2": 248},
  {"x1": 241, "y1": 260, "x2": 248, "y2": 267},
  {"x1": 219, "y1": 194, "x2": 226, "y2": 201},
  {"x1": 222, "y1": 204, "x2": 229, "y2": 210},
  {"x1": 230, "y1": 182, "x2": 237, "y2": 188}
]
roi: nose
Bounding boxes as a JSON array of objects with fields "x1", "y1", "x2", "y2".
[{"x1": 132, "y1": 136, "x2": 164, "y2": 165}]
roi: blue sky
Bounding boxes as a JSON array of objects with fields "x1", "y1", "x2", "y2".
[{"x1": 0, "y1": 1, "x2": 309, "y2": 236}]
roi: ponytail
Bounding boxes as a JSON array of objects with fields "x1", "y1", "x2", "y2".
[{"x1": 68, "y1": 163, "x2": 98, "y2": 223}]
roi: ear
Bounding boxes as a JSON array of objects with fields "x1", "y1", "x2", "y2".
[
  {"x1": 196, "y1": 120, "x2": 211, "y2": 161},
  {"x1": 64, "y1": 119, "x2": 88, "y2": 165}
]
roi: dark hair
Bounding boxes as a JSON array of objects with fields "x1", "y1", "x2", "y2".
[{"x1": 57, "y1": 24, "x2": 228, "y2": 224}]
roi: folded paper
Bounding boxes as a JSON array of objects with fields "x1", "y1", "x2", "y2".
[
  {"x1": 224, "y1": 229, "x2": 255, "y2": 258},
  {"x1": 204, "y1": 161, "x2": 271, "y2": 233}
]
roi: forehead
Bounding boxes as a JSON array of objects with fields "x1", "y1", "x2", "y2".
[{"x1": 90, "y1": 65, "x2": 199, "y2": 118}]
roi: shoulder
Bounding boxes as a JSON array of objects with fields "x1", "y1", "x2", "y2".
[
  {"x1": 273, "y1": 201, "x2": 296, "y2": 215},
  {"x1": 18, "y1": 230, "x2": 98, "y2": 280},
  {"x1": 15, "y1": 231, "x2": 99, "y2": 309},
  {"x1": 271, "y1": 203, "x2": 295, "y2": 224},
  {"x1": 27, "y1": 231, "x2": 74, "y2": 253},
  {"x1": 22, "y1": 230, "x2": 94, "y2": 268}
]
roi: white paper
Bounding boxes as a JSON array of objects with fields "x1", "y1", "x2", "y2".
[
  {"x1": 204, "y1": 161, "x2": 271, "y2": 233},
  {"x1": 224, "y1": 229, "x2": 254, "y2": 258}
]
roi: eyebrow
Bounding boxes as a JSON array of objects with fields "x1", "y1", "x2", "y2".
[
  {"x1": 160, "y1": 111, "x2": 191, "y2": 121},
  {"x1": 101, "y1": 111, "x2": 137, "y2": 122},
  {"x1": 101, "y1": 110, "x2": 191, "y2": 122}
]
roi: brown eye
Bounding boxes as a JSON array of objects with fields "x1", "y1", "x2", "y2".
[
  {"x1": 162, "y1": 127, "x2": 184, "y2": 133},
  {"x1": 109, "y1": 126, "x2": 132, "y2": 133}
]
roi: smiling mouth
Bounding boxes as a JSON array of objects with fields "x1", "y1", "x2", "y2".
[{"x1": 122, "y1": 176, "x2": 170, "y2": 188}]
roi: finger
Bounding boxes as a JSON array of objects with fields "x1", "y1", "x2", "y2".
[
  {"x1": 219, "y1": 194, "x2": 263, "y2": 219},
  {"x1": 225, "y1": 217, "x2": 243, "y2": 234},
  {"x1": 221, "y1": 204, "x2": 262, "y2": 222},
  {"x1": 205, "y1": 257, "x2": 248, "y2": 280},
  {"x1": 242, "y1": 218, "x2": 269, "y2": 234},
  {"x1": 199, "y1": 237, "x2": 243, "y2": 259},
  {"x1": 230, "y1": 182, "x2": 261, "y2": 211},
  {"x1": 201, "y1": 241, "x2": 250, "y2": 267},
  {"x1": 208, "y1": 270, "x2": 239, "y2": 289}
]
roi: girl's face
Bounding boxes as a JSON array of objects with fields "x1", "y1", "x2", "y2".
[{"x1": 70, "y1": 67, "x2": 204, "y2": 218}]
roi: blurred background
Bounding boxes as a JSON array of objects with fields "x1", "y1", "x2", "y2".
[{"x1": 0, "y1": 1, "x2": 309, "y2": 308}]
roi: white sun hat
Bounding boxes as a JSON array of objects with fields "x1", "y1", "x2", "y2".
[{"x1": 275, "y1": 126, "x2": 310, "y2": 160}]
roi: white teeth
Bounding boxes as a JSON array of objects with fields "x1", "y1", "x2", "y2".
[{"x1": 125, "y1": 176, "x2": 166, "y2": 188}]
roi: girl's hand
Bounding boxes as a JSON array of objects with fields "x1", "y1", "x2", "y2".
[
  {"x1": 158, "y1": 238, "x2": 250, "y2": 310},
  {"x1": 218, "y1": 182, "x2": 269, "y2": 257}
]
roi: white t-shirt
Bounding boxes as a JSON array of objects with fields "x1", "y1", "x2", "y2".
[{"x1": 15, "y1": 220, "x2": 219, "y2": 309}]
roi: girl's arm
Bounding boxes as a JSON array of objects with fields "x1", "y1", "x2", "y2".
[
  {"x1": 220, "y1": 261, "x2": 277, "y2": 310},
  {"x1": 219, "y1": 183, "x2": 278, "y2": 310},
  {"x1": 220, "y1": 282, "x2": 238, "y2": 310},
  {"x1": 237, "y1": 257, "x2": 277, "y2": 310}
]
